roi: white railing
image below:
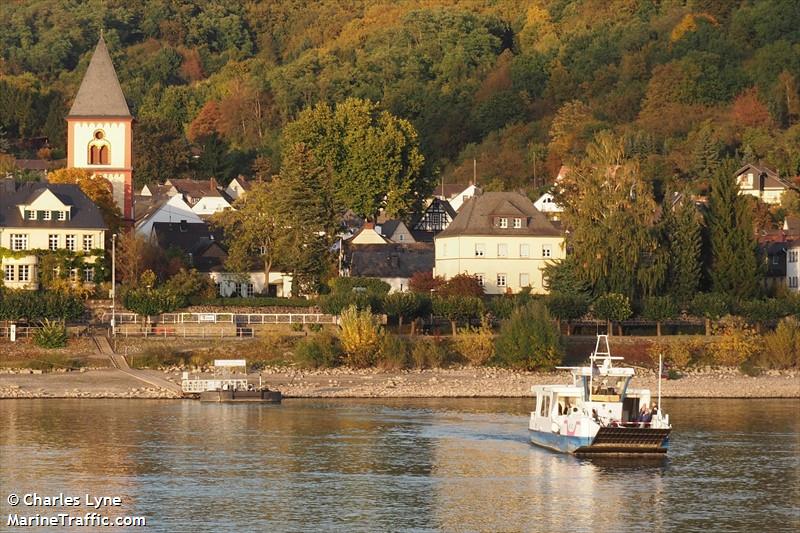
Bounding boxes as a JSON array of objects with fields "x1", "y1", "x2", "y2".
[
  {"x1": 182, "y1": 378, "x2": 249, "y2": 393},
  {"x1": 103, "y1": 312, "x2": 336, "y2": 325}
]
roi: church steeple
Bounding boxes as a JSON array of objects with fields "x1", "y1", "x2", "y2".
[
  {"x1": 66, "y1": 35, "x2": 134, "y2": 222},
  {"x1": 68, "y1": 35, "x2": 131, "y2": 118}
]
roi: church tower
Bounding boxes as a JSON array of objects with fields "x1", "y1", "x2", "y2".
[{"x1": 66, "y1": 35, "x2": 133, "y2": 221}]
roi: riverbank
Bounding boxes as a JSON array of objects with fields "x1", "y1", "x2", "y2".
[{"x1": 0, "y1": 366, "x2": 797, "y2": 399}]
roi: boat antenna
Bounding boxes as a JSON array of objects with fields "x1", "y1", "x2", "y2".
[{"x1": 657, "y1": 351, "x2": 663, "y2": 414}]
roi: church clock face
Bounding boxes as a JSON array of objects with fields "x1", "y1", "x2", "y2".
[{"x1": 66, "y1": 36, "x2": 133, "y2": 221}]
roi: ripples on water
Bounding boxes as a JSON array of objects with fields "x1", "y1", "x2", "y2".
[{"x1": 1, "y1": 398, "x2": 798, "y2": 532}]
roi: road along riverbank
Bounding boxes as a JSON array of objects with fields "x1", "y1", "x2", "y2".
[{"x1": 0, "y1": 366, "x2": 797, "y2": 399}]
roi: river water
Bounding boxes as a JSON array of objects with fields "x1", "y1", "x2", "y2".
[{"x1": 1, "y1": 398, "x2": 798, "y2": 532}]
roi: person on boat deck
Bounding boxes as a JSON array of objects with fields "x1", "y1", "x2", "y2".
[{"x1": 639, "y1": 405, "x2": 652, "y2": 424}]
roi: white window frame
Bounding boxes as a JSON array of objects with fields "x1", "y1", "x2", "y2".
[
  {"x1": 497, "y1": 273, "x2": 507, "y2": 288},
  {"x1": 542, "y1": 244, "x2": 552, "y2": 258},
  {"x1": 65, "y1": 235, "x2": 76, "y2": 252},
  {"x1": 513, "y1": 218, "x2": 522, "y2": 228},
  {"x1": 476, "y1": 273, "x2": 485, "y2": 287},
  {"x1": 83, "y1": 235, "x2": 93, "y2": 252},
  {"x1": 57, "y1": 211, "x2": 66, "y2": 221},
  {"x1": 520, "y1": 244, "x2": 530, "y2": 257},
  {"x1": 10, "y1": 234, "x2": 28, "y2": 251},
  {"x1": 18, "y1": 265, "x2": 29, "y2": 282},
  {"x1": 48, "y1": 234, "x2": 59, "y2": 251},
  {"x1": 26, "y1": 210, "x2": 36, "y2": 220},
  {"x1": 497, "y1": 243, "x2": 508, "y2": 257},
  {"x1": 4, "y1": 265, "x2": 14, "y2": 281},
  {"x1": 69, "y1": 268, "x2": 79, "y2": 281},
  {"x1": 43, "y1": 210, "x2": 52, "y2": 221},
  {"x1": 84, "y1": 267, "x2": 94, "y2": 282},
  {"x1": 246, "y1": 282, "x2": 255, "y2": 298},
  {"x1": 499, "y1": 217, "x2": 508, "y2": 228},
  {"x1": 475, "y1": 243, "x2": 486, "y2": 257},
  {"x1": 520, "y1": 273, "x2": 530, "y2": 288}
]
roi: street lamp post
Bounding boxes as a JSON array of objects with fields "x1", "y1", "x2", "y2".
[{"x1": 111, "y1": 233, "x2": 117, "y2": 340}]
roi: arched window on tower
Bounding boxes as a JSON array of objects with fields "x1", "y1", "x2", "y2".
[{"x1": 88, "y1": 130, "x2": 111, "y2": 165}]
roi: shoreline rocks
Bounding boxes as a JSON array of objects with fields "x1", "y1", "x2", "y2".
[{"x1": 2, "y1": 366, "x2": 796, "y2": 399}]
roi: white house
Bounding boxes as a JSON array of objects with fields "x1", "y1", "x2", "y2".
[
  {"x1": 0, "y1": 181, "x2": 106, "y2": 290},
  {"x1": 435, "y1": 183, "x2": 481, "y2": 212},
  {"x1": 135, "y1": 194, "x2": 204, "y2": 236},
  {"x1": 150, "y1": 221, "x2": 293, "y2": 297},
  {"x1": 377, "y1": 220, "x2": 416, "y2": 243},
  {"x1": 788, "y1": 240, "x2": 800, "y2": 292},
  {"x1": 345, "y1": 243, "x2": 434, "y2": 293},
  {"x1": 225, "y1": 175, "x2": 251, "y2": 201},
  {"x1": 434, "y1": 192, "x2": 565, "y2": 295},
  {"x1": 735, "y1": 164, "x2": 793, "y2": 205},
  {"x1": 350, "y1": 223, "x2": 389, "y2": 244},
  {"x1": 533, "y1": 192, "x2": 563, "y2": 219},
  {"x1": 191, "y1": 190, "x2": 233, "y2": 216}
]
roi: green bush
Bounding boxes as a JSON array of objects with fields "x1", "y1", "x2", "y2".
[
  {"x1": 759, "y1": 317, "x2": 800, "y2": 369},
  {"x1": 737, "y1": 299, "x2": 792, "y2": 324},
  {"x1": 162, "y1": 268, "x2": 216, "y2": 301},
  {"x1": 689, "y1": 293, "x2": 730, "y2": 320},
  {"x1": 338, "y1": 305, "x2": 383, "y2": 367},
  {"x1": 384, "y1": 292, "x2": 429, "y2": 329},
  {"x1": 291, "y1": 323, "x2": 304, "y2": 332},
  {"x1": 452, "y1": 316, "x2": 495, "y2": 366},
  {"x1": 708, "y1": 316, "x2": 761, "y2": 367},
  {"x1": 0, "y1": 289, "x2": 84, "y2": 321},
  {"x1": 123, "y1": 286, "x2": 185, "y2": 316},
  {"x1": 592, "y1": 293, "x2": 633, "y2": 323},
  {"x1": 641, "y1": 296, "x2": 679, "y2": 321},
  {"x1": 294, "y1": 332, "x2": 342, "y2": 368},
  {"x1": 432, "y1": 295, "x2": 484, "y2": 335},
  {"x1": 377, "y1": 335, "x2": 411, "y2": 369},
  {"x1": 308, "y1": 323, "x2": 323, "y2": 332},
  {"x1": 486, "y1": 296, "x2": 515, "y2": 320},
  {"x1": 410, "y1": 337, "x2": 451, "y2": 368},
  {"x1": 493, "y1": 302, "x2": 562, "y2": 370},
  {"x1": 32, "y1": 319, "x2": 68, "y2": 349},
  {"x1": 318, "y1": 278, "x2": 389, "y2": 314},
  {"x1": 546, "y1": 293, "x2": 590, "y2": 321}
]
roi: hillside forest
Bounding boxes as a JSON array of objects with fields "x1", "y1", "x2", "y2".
[{"x1": 2, "y1": 0, "x2": 800, "y2": 198}]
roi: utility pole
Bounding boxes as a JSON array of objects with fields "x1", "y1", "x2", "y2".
[{"x1": 111, "y1": 233, "x2": 116, "y2": 340}]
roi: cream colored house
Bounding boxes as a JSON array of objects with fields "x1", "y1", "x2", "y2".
[
  {"x1": 735, "y1": 164, "x2": 793, "y2": 205},
  {"x1": 434, "y1": 192, "x2": 564, "y2": 295},
  {"x1": 0, "y1": 181, "x2": 106, "y2": 290}
]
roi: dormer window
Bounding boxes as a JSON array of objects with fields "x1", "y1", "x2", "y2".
[
  {"x1": 499, "y1": 217, "x2": 508, "y2": 228},
  {"x1": 57, "y1": 211, "x2": 67, "y2": 221},
  {"x1": 43, "y1": 211, "x2": 51, "y2": 221},
  {"x1": 26, "y1": 210, "x2": 36, "y2": 220},
  {"x1": 513, "y1": 218, "x2": 522, "y2": 228}
]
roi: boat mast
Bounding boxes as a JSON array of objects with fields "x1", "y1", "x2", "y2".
[{"x1": 658, "y1": 351, "x2": 662, "y2": 414}]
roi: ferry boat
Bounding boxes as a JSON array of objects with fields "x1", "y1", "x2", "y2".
[
  {"x1": 181, "y1": 359, "x2": 282, "y2": 403},
  {"x1": 529, "y1": 335, "x2": 670, "y2": 455}
]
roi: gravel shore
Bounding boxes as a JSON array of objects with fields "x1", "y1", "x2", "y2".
[{"x1": 1, "y1": 366, "x2": 797, "y2": 399}]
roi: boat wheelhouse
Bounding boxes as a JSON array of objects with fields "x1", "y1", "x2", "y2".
[{"x1": 529, "y1": 335, "x2": 670, "y2": 455}]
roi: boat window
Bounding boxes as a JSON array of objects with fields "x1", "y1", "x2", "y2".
[{"x1": 540, "y1": 395, "x2": 550, "y2": 417}]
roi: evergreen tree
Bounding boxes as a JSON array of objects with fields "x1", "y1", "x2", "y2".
[
  {"x1": 665, "y1": 193, "x2": 702, "y2": 306},
  {"x1": 273, "y1": 142, "x2": 338, "y2": 295},
  {"x1": 706, "y1": 160, "x2": 762, "y2": 299}
]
